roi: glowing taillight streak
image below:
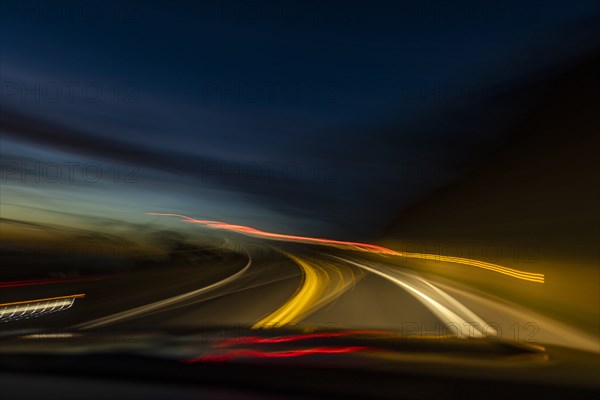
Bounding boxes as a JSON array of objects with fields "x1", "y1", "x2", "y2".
[
  {"x1": 215, "y1": 330, "x2": 394, "y2": 347},
  {"x1": 146, "y1": 213, "x2": 394, "y2": 253},
  {"x1": 147, "y1": 212, "x2": 544, "y2": 283},
  {"x1": 183, "y1": 346, "x2": 370, "y2": 362},
  {"x1": 0, "y1": 276, "x2": 101, "y2": 288}
]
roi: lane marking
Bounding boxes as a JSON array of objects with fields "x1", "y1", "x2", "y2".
[{"x1": 73, "y1": 255, "x2": 252, "y2": 330}]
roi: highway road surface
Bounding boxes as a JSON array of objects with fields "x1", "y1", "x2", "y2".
[{"x1": 1, "y1": 214, "x2": 597, "y2": 355}]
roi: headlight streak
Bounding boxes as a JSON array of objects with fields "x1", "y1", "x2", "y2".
[
  {"x1": 331, "y1": 256, "x2": 492, "y2": 338},
  {"x1": 0, "y1": 294, "x2": 85, "y2": 322},
  {"x1": 252, "y1": 253, "x2": 362, "y2": 329},
  {"x1": 146, "y1": 213, "x2": 544, "y2": 283},
  {"x1": 72, "y1": 254, "x2": 252, "y2": 330},
  {"x1": 20, "y1": 333, "x2": 81, "y2": 339}
]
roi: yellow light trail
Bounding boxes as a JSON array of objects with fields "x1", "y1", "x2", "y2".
[
  {"x1": 253, "y1": 254, "x2": 322, "y2": 328},
  {"x1": 147, "y1": 213, "x2": 544, "y2": 283},
  {"x1": 399, "y1": 253, "x2": 544, "y2": 283},
  {"x1": 253, "y1": 254, "x2": 360, "y2": 328}
]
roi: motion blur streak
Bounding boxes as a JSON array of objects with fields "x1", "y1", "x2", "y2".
[
  {"x1": 146, "y1": 213, "x2": 395, "y2": 253},
  {"x1": 400, "y1": 253, "x2": 545, "y2": 283},
  {"x1": 252, "y1": 254, "x2": 321, "y2": 329},
  {"x1": 0, "y1": 277, "x2": 102, "y2": 288},
  {"x1": 0, "y1": 294, "x2": 85, "y2": 322},
  {"x1": 184, "y1": 346, "x2": 370, "y2": 363},
  {"x1": 20, "y1": 333, "x2": 81, "y2": 339},
  {"x1": 73, "y1": 255, "x2": 252, "y2": 330},
  {"x1": 0, "y1": 294, "x2": 86, "y2": 307},
  {"x1": 147, "y1": 213, "x2": 544, "y2": 283},
  {"x1": 334, "y1": 257, "x2": 491, "y2": 338},
  {"x1": 252, "y1": 253, "x2": 361, "y2": 329},
  {"x1": 215, "y1": 331, "x2": 391, "y2": 347}
]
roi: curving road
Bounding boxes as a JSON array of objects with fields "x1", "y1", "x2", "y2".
[{"x1": 1, "y1": 224, "x2": 597, "y2": 354}]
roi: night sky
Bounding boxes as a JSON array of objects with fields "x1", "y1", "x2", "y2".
[{"x1": 1, "y1": 0, "x2": 599, "y2": 240}]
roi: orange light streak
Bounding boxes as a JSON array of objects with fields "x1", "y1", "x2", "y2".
[
  {"x1": 0, "y1": 294, "x2": 86, "y2": 307},
  {"x1": 146, "y1": 213, "x2": 544, "y2": 283}
]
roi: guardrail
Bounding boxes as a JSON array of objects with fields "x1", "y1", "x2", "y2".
[{"x1": 0, "y1": 294, "x2": 86, "y2": 322}]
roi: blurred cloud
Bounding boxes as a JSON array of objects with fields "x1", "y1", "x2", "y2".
[{"x1": 1, "y1": 1, "x2": 599, "y2": 238}]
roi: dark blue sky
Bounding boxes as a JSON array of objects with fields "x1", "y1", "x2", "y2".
[{"x1": 1, "y1": 0, "x2": 599, "y2": 238}]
